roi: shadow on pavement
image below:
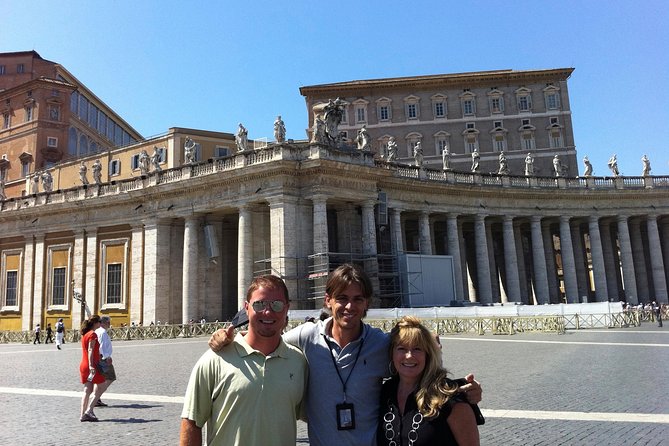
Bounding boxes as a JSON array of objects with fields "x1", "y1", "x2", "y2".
[
  {"x1": 104, "y1": 403, "x2": 162, "y2": 409},
  {"x1": 100, "y1": 418, "x2": 162, "y2": 424}
]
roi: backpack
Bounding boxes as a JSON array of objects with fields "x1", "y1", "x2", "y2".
[{"x1": 56, "y1": 322, "x2": 64, "y2": 333}]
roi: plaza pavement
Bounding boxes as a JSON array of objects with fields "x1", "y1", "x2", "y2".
[{"x1": 0, "y1": 324, "x2": 667, "y2": 445}]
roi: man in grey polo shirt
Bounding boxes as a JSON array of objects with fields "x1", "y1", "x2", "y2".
[{"x1": 210, "y1": 264, "x2": 482, "y2": 445}]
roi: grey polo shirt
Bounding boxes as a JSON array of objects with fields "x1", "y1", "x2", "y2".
[{"x1": 283, "y1": 318, "x2": 390, "y2": 446}]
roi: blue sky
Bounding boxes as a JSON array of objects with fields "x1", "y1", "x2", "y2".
[{"x1": 2, "y1": 0, "x2": 668, "y2": 175}]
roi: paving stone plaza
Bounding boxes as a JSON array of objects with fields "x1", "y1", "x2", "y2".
[{"x1": 0, "y1": 324, "x2": 667, "y2": 445}]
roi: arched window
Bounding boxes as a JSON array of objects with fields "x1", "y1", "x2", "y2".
[{"x1": 68, "y1": 127, "x2": 78, "y2": 156}]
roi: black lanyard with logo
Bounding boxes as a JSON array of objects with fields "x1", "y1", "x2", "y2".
[{"x1": 323, "y1": 334, "x2": 364, "y2": 430}]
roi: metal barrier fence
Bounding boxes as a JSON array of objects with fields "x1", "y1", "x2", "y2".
[{"x1": 1, "y1": 310, "x2": 661, "y2": 344}]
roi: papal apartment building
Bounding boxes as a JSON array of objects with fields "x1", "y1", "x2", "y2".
[
  {"x1": 300, "y1": 68, "x2": 577, "y2": 176},
  {"x1": 0, "y1": 52, "x2": 667, "y2": 333}
]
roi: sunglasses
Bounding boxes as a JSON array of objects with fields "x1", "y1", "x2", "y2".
[{"x1": 251, "y1": 300, "x2": 286, "y2": 313}]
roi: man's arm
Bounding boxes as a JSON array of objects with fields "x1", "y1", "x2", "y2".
[
  {"x1": 208, "y1": 325, "x2": 235, "y2": 352},
  {"x1": 180, "y1": 418, "x2": 202, "y2": 446}
]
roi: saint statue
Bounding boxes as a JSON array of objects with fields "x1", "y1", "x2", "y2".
[
  {"x1": 607, "y1": 154, "x2": 619, "y2": 176},
  {"x1": 524, "y1": 153, "x2": 534, "y2": 176},
  {"x1": 471, "y1": 149, "x2": 480, "y2": 172},
  {"x1": 274, "y1": 116, "x2": 286, "y2": 143},
  {"x1": 641, "y1": 154, "x2": 651, "y2": 177},
  {"x1": 583, "y1": 156, "x2": 593, "y2": 176},
  {"x1": 387, "y1": 137, "x2": 398, "y2": 161},
  {"x1": 235, "y1": 124, "x2": 249, "y2": 152}
]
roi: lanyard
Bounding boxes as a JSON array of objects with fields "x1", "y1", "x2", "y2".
[{"x1": 323, "y1": 334, "x2": 365, "y2": 401}]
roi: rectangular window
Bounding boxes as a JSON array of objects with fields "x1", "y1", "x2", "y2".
[
  {"x1": 522, "y1": 119, "x2": 531, "y2": 126},
  {"x1": 17, "y1": 64, "x2": 25, "y2": 74},
  {"x1": 490, "y1": 98, "x2": 502, "y2": 113},
  {"x1": 407, "y1": 104, "x2": 417, "y2": 119},
  {"x1": 215, "y1": 146, "x2": 230, "y2": 158},
  {"x1": 546, "y1": 93, "x2": 559, "y2": 109},
  {"x1": 52, "y1": 267, "x2": 66, "y2": 305},
  {"x1": 0, "y1": 65, "x2": 6, "y2": 75},
  {"x1": 379, "y1": 105, "x2": 389, "y2": 121},
  {"x1": 494, "y1": 135, "x2": 505, "y2": 151},
  {"x1": 25, "y1": 107, "x2": 33, "y2": 122},
  {"x1": 340, "y1": 109, "x2": 348, "y2": 124},
  {"x1": 437, "y1": 140, "x2": 448, "y2": 152},
  {"x1": 550, "y1": 117, "x2": 559, "y2": 125},
  {"x1": 493, "y1": 121, "x2": 502, "y2": 129},
  {"x1": 156, "y1": 147, "x2": 167, "y2": 163},
  {"x1": 47, "y1": 137, "x2": 58, "y2": 147},
  {"x1": 466, "y1": 122, "x2": 475, "y2": 129},
  {"x1": 5, "y1": 270, "x2": 18, "y2": 307},
  {"x1": 464, "y1": 100, "x2": 475, "y2": 115},
  {"x1": 22, "y1": 162, "x2": 30, "y2": 177},
  {"x1": 523, "y1": 133, "x2": 534, "y2": 150},
  {"x1": 109, "y1": 159, "x2": 120, "y2": 176},
  {"x1": 466, "y1": 135, "x2": 477, "y2": 153},
  {"x1": 106, "y1": 263, "x2": 122, "y2": 304},
  {"x1": 550, "y1": 130, "x2": 562, "y2": 148},
  {"x1": 355, "y1": 107, "x2": 366, "y2": 123},
  {"x1": 434, "y1": 102, "x2": 445, "y2": 117},
  {"x1": 2, "y1": 113, "x2": 9, "y2": 129},
  {"x1": 130, "y1": 154, "x2": 140, "y2": 170},
  {"x1": 518, "y1": 96, "x2": 531, "y2": 111}
]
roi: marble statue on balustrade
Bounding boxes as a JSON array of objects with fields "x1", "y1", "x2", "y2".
[
  {"x1": 184, "y1": 136, "x2": 197, "y2": 164},
  {"x1": 151, "y1": 146, "x2": 163, "y2": 172},
  {"x1": 138, "y1": 149, "x2": 150, "y2": 175},
  {"x1": 553, "y1": 155, "x2": 563, "y2": 177},
  {"x1": 607, "y1": 154, "x2": 619, "y2": 176},
  {"x1": 322, "y1": 98, "x2": 344, "y2": 144},
  {"x1": 92, "y1": 159, "x2": 102, "y2": 185},
  {"x1": 442, "y1": 146, "x2": 451, "y2": 171},
  {"x1": 387, "y1": 137, "x2": 398, "y2": 162},
  {"x1": 273, "y1": 116, "x2": 286, "y2": 143},
  {"x1": 524, "y1": 153, "x2": 534, "y2": 176},
  {"x1": 356, "y1": 125, "x2": 371, "y2": 151},
  {"x1": 641, "y1": 154, "x2": 651, "y2": 177},
  {"x1": 582, "y1": 156, "x2": 593, "y2": 177},
  {"x1": 31, "y1": 173, "x2": 40, "y2": 194},
  {"x1": 413, "y1": 141, "x2": 424, "y2": 167},
  {"x1": 41, "y1": 170, "x2": 53, "y2": 193},
  {"x1": 471, "y1": 149, "x2": 480, "y2": 172},
  {"x1": 311, "y1": 116, "x2": 326, "y2": 144},
  {"x1": 235, "y1": 123, "x2": 249, "y2": 152},
  {"x1": 498, "y1": 151, "x2": 510, "y2": 175},
  {"x1": 79, "y1": 161, "x2": 89, "y2": 185}
]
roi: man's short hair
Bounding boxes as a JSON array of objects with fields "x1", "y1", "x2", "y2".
[
  {"x1": 245, "y1": 275, "x2": 289, "y2": 302},
  {"x1": 325, "y1": 264, "x2": 373, "y2": 300},
  {"x1": 100, "y1": 316, "x2": 111, "y2": 324}
]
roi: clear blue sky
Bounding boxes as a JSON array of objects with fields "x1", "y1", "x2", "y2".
[{"x1": 2, "y1": 0, "x2": 668, "y2": 175}]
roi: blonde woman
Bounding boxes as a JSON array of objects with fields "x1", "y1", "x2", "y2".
[{"x1": 378, "y1": 316, "x2": 480, "y2": 446}]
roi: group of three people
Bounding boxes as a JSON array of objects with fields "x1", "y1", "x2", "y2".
[{"x1": 180, "y1": 264, "x2": 482, "y2": 445}]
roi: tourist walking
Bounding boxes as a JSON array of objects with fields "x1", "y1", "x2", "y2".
[
  {"x1": 79, "y1": 315, "x2": 105, "y2": 422},
  {"x1": 93, "y1": 316, "x2": 116, "y2": 407},
  {"x1": 55, "y1": 318, "x2": 65, "y2": 350},
  {"x1": 44, "y1": 323, "x2": 53, "y2": 344},
  {"x1": 33, "y1": 324, "x2": 41, "y2": 344}
]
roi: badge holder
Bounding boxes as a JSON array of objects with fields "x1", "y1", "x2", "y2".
[{"x1": 336, "y1": 402, "x2": 355, "y2": 430}]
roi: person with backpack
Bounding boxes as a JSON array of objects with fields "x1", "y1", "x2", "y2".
[{"x1": 55, "y1": 318, "x2": 65, "y2": 350}]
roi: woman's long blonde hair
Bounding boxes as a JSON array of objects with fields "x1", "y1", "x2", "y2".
[{"x1": 389, "y1": 316, "x2": 459, "y2": 419}]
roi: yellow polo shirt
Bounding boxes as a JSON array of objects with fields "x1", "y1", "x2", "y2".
[{"x1": 181, "y1": 333, "x2": 307, "y2": 445}]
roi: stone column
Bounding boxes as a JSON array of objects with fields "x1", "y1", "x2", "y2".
[
  {"x1": 446, "y1": 214, "x2": 464, "y2": 301},
  {"x1": 459, "y1": 220, "x2": 471, "y2": 302},
  {"x1": 616, "y1": 216, "x2": 638, "y2": 304},
  {"x1": 502, "y1": 216, "x2": 521, "y2": 302},
  {"x1": 391, "y1": 208, "x2": 404, "y2": 254},
  {"x1": 530, "y1": 217, "x2": 549, "y2": 304},
  {"x1": 647, "y1": 215, "x2": 668, "y2": 303},
  {"x1": 514, "y1": 222, "x2": 530, "y2": 304},
  {"x1": 570, "y1": 222, "x2": 589, "y2": 302},
  {"x1": 143, "y1": 220, "x2": 172, "y2": 324},
  {"x1": 21, "y1": 235, "x2": 35, "y2": 331},
  {"x1": 629, "y1": 219, "x2": 649, "y2": 301},
  {"x1": 588, "y1": 216, "x2": 609, "y2": 302},
  {"x1": 182, "y1": 216, "x2": 200, "y2": 324},
  {"x1": 559, "y1": 216, "x2": 579, "y2": 303},
  {"x1": 71, "y1": 230, "x2": 86, "y2": 329},
  {"x1": 237, "y1": 205, "x2": 253, "y2": 309},
  {"x1": 129, "y1": 225, "x2": 144, "y2": 325},
  {"x1": 485, "y1": 220, "x2": 500, "y2": 303},
  {"x1": 31, "y1": 235, "x2": 46, "y2": 327},
  {"x1": 599, "y1": 221, "x2": 620, "y2": 301},
  {"x1": 312, "y1": 195, "x2": 329, "y2": 255},
  {"x1": 474, "y1": 214, "x2": 492, "y2": 304},
  {"x1": 419, "y1": 211, "x2": 432, "y2": 255},
  {"x1": 269, "y1": 196, "x2": 299, "y2": 302},
  {"x1": 542, "y1": 221, "x2": 560, "y2": 303},
  {"x1": 361, "y1": 200, "x2": 380, "y2": 304},
  {"x1": 661, "y1": 220, "x2": 669, "y2": 287},
  {"x1": 84, "y1": 230, "x2": 97, "y2": 315}
]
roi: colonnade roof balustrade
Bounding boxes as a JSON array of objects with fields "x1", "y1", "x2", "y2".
[{"x1": 1, "y1": 142, "x2": 668, "y2": 213}]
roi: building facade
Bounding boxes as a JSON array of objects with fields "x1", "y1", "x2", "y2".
[
  {"x1": 0, "y1": 57, "x2": 667, "y2": 334},
  {"x1": 0, "y1": 51, "x2": 142, "y2": 198},
  {"x1": 300, "y1": 68, "x2": 577, "y2": 176}
]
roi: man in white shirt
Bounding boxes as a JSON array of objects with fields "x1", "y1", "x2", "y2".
[{"x1": 94, "y1": 316, "x2": 116, "y2": 407}]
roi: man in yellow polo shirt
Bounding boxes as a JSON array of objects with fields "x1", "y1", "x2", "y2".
[{"x1": 180, "y1": 275, "x2": 307, "y2": 445}]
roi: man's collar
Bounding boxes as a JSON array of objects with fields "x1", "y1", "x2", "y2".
[{"x1": 233, "y1": 332, "x2": 288, "y2": 358}]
